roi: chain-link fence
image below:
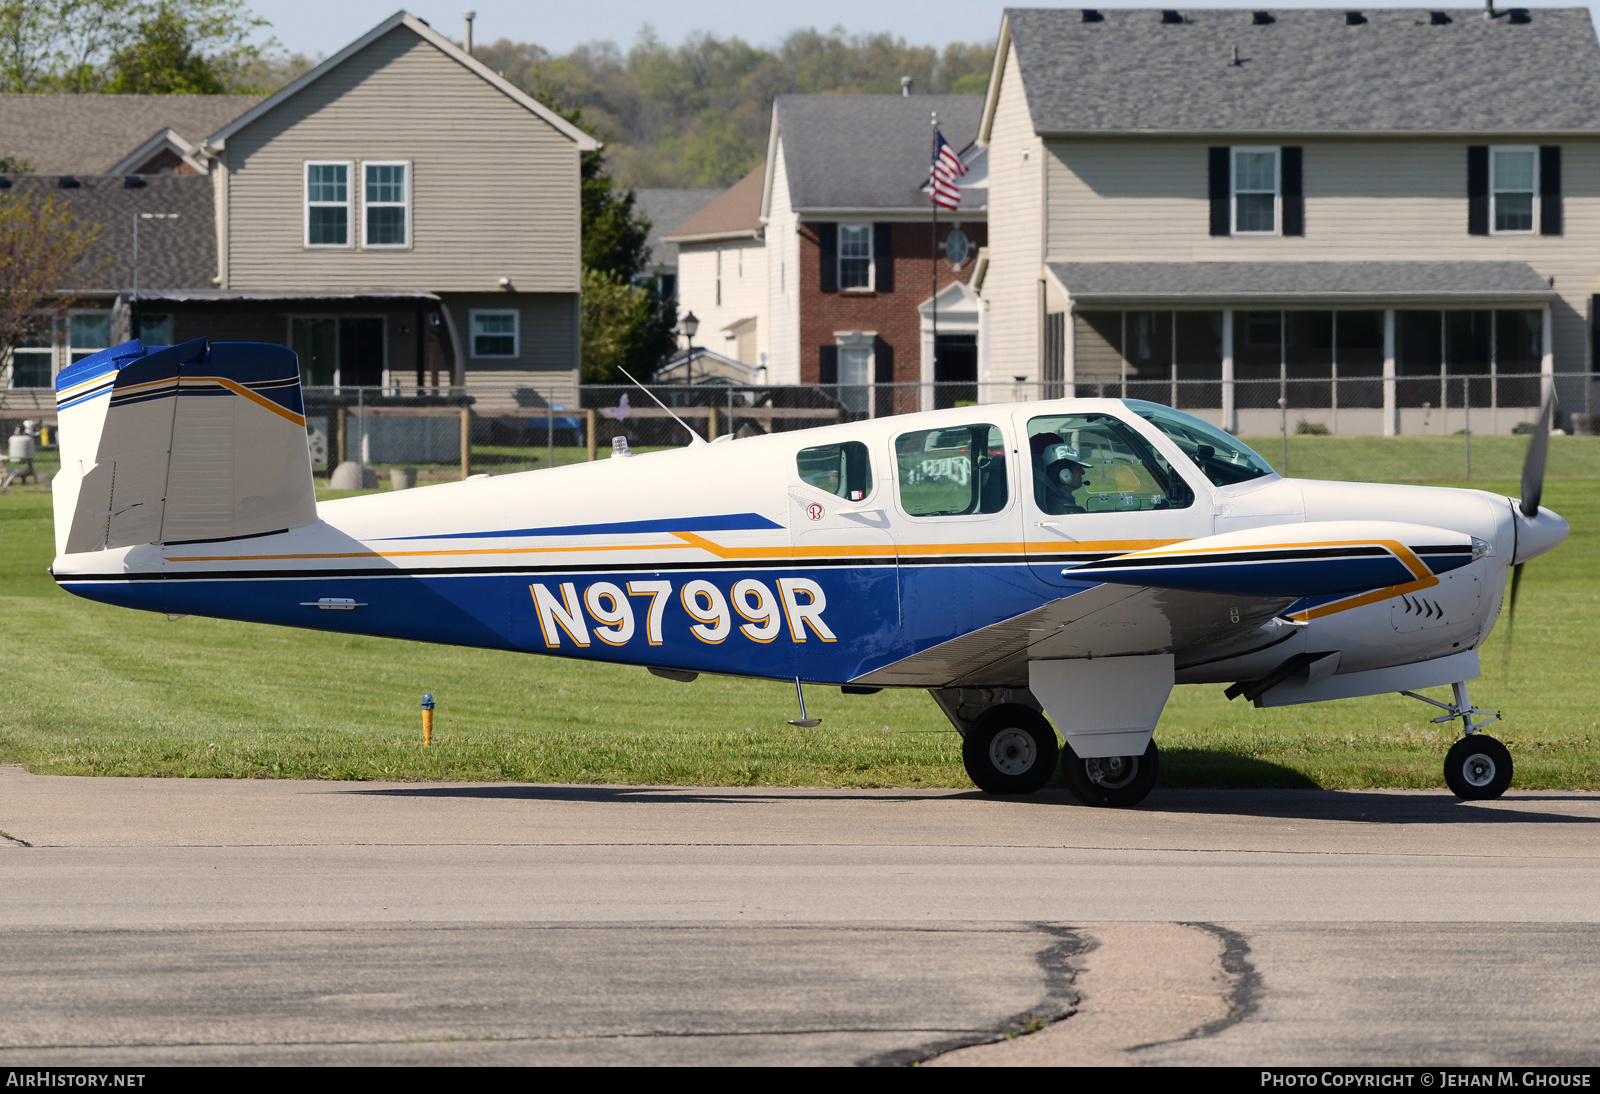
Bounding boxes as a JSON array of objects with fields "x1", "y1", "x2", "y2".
[{"x1": 4, "y1": 371, "x2": 1596, "y2": 491}]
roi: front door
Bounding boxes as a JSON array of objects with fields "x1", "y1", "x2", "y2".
[
  {"x1": 1013, "y1": 406, "x2": 1212, "y2": 587},
  {"x1": 933, "y1": 335, "x2": 978, "y2": 409},
  {"x1": 339, "y1": 317, "x2": 386, "y2": 387}
]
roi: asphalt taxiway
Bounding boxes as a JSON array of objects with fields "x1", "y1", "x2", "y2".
[{"x1": 2, "y1": 766, "x2": 1597, "y2": 1065}]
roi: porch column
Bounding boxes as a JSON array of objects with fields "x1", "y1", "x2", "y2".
[
  {"x1": 1383, "y1": 308, "x2": 1398, "y2": 437},
  {"x1": 1221, "y1": 308, "x2": 1236, "y2": 433},
  {"x1": 1541, "y1": 305, "x2": 1555, "y2": 408},
  {"x1": 1063, "y1": 306, "x2": 1076, "y2": 391}
]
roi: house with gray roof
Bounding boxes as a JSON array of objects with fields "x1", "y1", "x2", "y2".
[
  {"x1": 979, "y1": 6, "x2": 1600, "y2": 433},
  {"x1": 760, "y1": 93, "x2": 988, "y2": 414},
  {"x1": 2, "y1": 11, "x2": 595, "y2": 437},
  {"x1": 634, "y1": 186, "x2": 724, "y2": 307}
]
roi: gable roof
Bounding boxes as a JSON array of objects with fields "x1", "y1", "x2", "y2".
[
  {"x1": 635, "y1": 187, "x2": 726, "y2": 267},
  {"x1": 4, "y1": 175, "x2": 216, "y2": 291},
  {"x1": 206, "y1": 10, "x2": 597, "y2": 151},
  {"x1": 769, "y1": 95, "x2": 985, "y2": 212},
  {"x1": 664, "y1": 165, "x2": 764, "y2": 244},
  {"x1": 0, "y1": 94, "x2": 260, "y2": 175},
  {"x1": 988, "y1": 7, "x2": 1600, "y2": 138}
]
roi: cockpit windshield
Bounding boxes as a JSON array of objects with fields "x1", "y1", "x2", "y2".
[{"x1": 1126, "y1": 401, "x2": 1277, "y2": 487}]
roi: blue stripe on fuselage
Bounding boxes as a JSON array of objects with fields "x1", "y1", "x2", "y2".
[
  {"x1": 56, "y1": 560, "x2": 1072, "y2": 684},
  {"x1": 378, "y1": 512, "x2": 786, "y2": 542}
]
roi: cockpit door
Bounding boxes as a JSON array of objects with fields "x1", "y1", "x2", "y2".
[{"x1": 1012, "y1": 405, "x2": 1213, "y2": 587}]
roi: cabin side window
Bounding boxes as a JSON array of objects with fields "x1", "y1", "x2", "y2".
[
  {"x1": 894, "y1": 424, "x2": 1008, "y2": 517},
  {"x1": 796, "y1": 441, "x2": 872, "y2": 501},
  {"x1": 1025, "y1": 413, "x2": 1193, "y2": 515}
]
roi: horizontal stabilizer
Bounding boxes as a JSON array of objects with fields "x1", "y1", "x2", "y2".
[
  {"x1": 1067, "y1": 520, "x2": 1479, "y2": 597},
  {"x1": 54, "y1": 338, "x2": 317, "y2": 556}
]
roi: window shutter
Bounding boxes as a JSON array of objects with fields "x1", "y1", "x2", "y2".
[
  {"x1": 873, "y1": 223, "x2": 894, "y2": 291},
  {"x1": 1540, "y1": 145, "x2": 1563, "y2": 236},
  {"x1": 817, "y1": 223, "x2": 838, "y2": 292},
  {"x1": 819, "y1": 344, "x2": 838, "y2": 385},
  {"x1": 1467, "y1": 146, "x2": 1489, "y2": 236},
  {"x1": 1281, "y1": 146, "x2": 1304, "y2": 236},
  {"x1": 875, "y1": 340, "x2": 894, "y2": 383},
  {"x1": 1209, "y1": 147, "x2": 1230, "y2": 236}
]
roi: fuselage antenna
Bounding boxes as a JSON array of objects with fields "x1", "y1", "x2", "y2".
[{"x1": 616, "y1": 365, "x2": 708, "y2": 446}]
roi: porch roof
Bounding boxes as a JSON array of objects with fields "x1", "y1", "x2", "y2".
[{"x1": 1049, "y1": 261, "x2": 1557, "y2": 308}]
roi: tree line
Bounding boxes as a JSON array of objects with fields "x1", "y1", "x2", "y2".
[{"x1": 476, "y1": 27, "x2": 993, "y2": 188}]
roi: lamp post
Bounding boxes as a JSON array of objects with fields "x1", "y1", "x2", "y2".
[
  {"x1": 132, "y1": 212, "x2": 179, "y2": 343},
  {"x1": 679, "y1": 310, "x2": 699, "y2": 385}
]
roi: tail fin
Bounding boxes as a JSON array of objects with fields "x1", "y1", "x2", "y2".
[{"x1": 54, "y1": 337, "x2": 317, "y2": 556}]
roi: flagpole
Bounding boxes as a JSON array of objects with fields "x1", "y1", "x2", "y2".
[{"x1": 931, "y1": 111, "x2": 938, "y2": 410}]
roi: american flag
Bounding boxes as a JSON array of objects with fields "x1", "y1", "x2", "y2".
[{"x1": 930, "y1": 129, "x2": 967, "y2": 210}]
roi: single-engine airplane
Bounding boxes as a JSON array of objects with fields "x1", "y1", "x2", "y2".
[{"x1": 49, "y1": 337, "x2": 1570, "y2": 806}]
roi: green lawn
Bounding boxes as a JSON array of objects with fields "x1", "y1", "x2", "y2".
[{"x1": 1, "y1": 453, "x2": 1596, "y2": 789}]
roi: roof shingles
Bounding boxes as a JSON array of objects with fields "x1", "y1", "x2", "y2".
[
  {"x1": 775, "y1": 95, "x2": 985, "y2": 210},
  {"x1": 1006, "y1": 7, "x2": 1600, "y2": 134}
]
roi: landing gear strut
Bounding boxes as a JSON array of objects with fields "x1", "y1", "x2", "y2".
[{"x1": 1402, "y1": 682, "x2": 1512, "y2": 801}]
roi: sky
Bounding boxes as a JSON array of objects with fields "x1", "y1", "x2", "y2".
[{"x1": 253, "y1": 0, "x2": 1600, "y2": 58}]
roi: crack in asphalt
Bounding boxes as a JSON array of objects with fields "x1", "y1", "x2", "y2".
[
  {"x1": 890, "y1": 923, "x2": 1085, "y2": 1068},
  {"x1": 1127, "y1": 922, "x2": 1262, "y2": 1055}
]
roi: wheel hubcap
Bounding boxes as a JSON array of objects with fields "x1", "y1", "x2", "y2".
[
  {"x1": 1085, "y1": 755, "x2": 1138, "y2": 789},
  {"x1": 989, "y1": 728, "x2": 1036, "y2": 776},
  {"x1": 1461, "y1": 752, "x2": 1497, "y2": 788}
]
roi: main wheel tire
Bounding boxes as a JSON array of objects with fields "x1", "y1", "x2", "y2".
[
  {"x1": 1061, "y1": 738, "x2": 1160, "y2": 808},
  {"x1": 962, "y1": 705, "x2": 1061, "y2": 795},
  {"x1": 1444, "y1": 734, "x2": 1513, "y2": 800}
]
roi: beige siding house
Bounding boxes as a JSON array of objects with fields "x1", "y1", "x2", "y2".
[
  {"x1": 192, "y1": 10, "x2": 595, "y2": 406},
  {"x1": 979, "y1": 7, "x2": 1600, "y2": 433}
]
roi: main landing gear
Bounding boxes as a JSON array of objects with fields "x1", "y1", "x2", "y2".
[
  {"x1": 955, "y1": 701, "x2": 1159, "y2": 806},
  {"x1": 1402, "y1": 682, "x2": 1512, "y2": 801}
]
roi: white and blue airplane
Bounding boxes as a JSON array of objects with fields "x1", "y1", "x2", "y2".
[{"x1": 48, "y1": 337, "x2": 1570, "y2": 806}]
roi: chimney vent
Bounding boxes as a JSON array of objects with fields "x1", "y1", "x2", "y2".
[
  {"x1": 463, "y1": 10, "x2": 476, "y2": 53},
  {"x1": 1252, "y1": 11, "x2": 1273, "y2": 25},
  {"x1": 1161, "y1": 10, "x2": 1184, "y2": 24},
  {"x1": 900, "y1": 76, "x2": 912, "y2": 96},
  {"x1": 1081, "y1": 8, "x2": 1104, "y2": 22},
  {"x1": 1508, "y1": 7, "x2": 1530, "y2": 22},
  {"x1": 1346, "y1": 10, "x2": 1366, "y2": 24},
  {"x1": 1429, "y1": 10, "x2": 1452, "y2": 24}
]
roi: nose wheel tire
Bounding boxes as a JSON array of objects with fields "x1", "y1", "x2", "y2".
[
  {"x1": 962, "y1": 705, "x2": 1060, "y2": 795},
  {"x1": 1444, "y1": 734, "x2": 1513, "y2": 800},
  {"x1": 1061, "y1": 739, "x2": 1160, "y2": 808}
]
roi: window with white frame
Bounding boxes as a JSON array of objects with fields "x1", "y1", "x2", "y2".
[
  {"x1": 363, "y1": 161, "x2": 410, "y2": 247},
  {"x1": 1492, "y1": 147, "x2": 1537, "y2": 233},
  {"x1": 305, "y1": 161, "x2": 351, "y2": 247},
  {"x1": 470, "y1": 309, "x2": 518, "y2": 358},
  {"x1": 1232, "y1": 147, "x2": 1279, "y2": 234},
  {"x1": 69, "y1": 311, "x2": 111, "y2": 364},
  {"x1": 839, "y1": 224, "x2": 872, "y2": 289},
  {"x1": 9, "y1": 333, "x2": 53, "y2": 388}
]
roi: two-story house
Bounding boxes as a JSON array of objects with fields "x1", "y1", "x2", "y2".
[
  {"x1": 979, "y1": 7, "x2": 1600, "y2": 433},
  {"x1": 664, "y1": 163, "x2": 768, "y2": 371},
  {"x1": 1, "y1": 10, "x2": 594, "y2": 415},
  {"x1": 760, "y1": 94, "x2": 988, "y2": 414}
]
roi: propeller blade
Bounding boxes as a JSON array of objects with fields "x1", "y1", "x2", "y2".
[
  {"x1": 1501, "y1": 561, "x2": 1525, "y2": 682},
  {"x1": 1519, "y1": 393, "x2": 1556, "y2": 518}
]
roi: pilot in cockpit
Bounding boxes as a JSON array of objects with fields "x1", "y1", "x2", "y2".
[{"x1": 1029, "y1": 432, "x2": 1090, "y2": 515}]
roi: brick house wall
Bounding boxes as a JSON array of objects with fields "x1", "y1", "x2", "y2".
[{"x1": 798, "y1": 220, "x2": 988, "y2": 387}]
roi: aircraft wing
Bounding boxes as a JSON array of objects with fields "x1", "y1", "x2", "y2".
[
  {"x1": 854, "y1": 519, "x2": 1480, "y2": 689},
  {"x1": 854, "y1": 583, "x2": 1298, "y2": 688}
]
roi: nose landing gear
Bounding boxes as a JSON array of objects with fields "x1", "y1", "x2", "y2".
[{"x1": 1402, "y1": 681, "x2": 1512, "y2": 801}]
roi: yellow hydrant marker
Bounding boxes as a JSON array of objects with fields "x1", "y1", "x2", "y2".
[{"x1": 421, "y1": 692, "x2": 435, "y2": 747}]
